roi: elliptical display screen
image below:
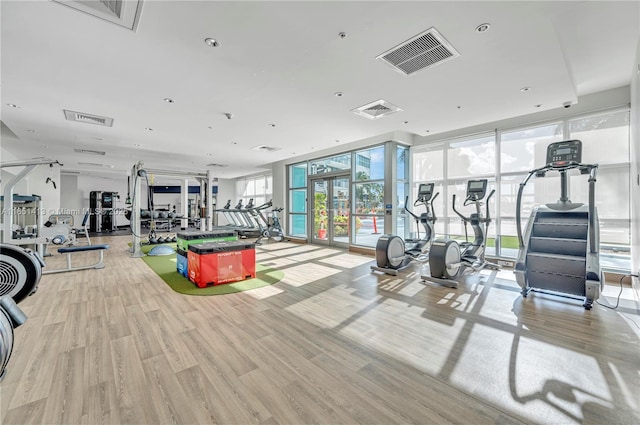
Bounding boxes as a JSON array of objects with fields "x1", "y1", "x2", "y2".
[
  {"x1": 417, "y1": 183, "x2": 434, "y2": 200},
  {"x1": 466, "y1": 179, "x2": 487, "y2": 198},
  {"x1": 546, "y1": 140, "x2": 582, "y2": 166}
]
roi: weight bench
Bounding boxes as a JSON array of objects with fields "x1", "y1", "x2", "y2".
[{"x1": 42, "y1": 244, "x2": 110, "y2": 275}]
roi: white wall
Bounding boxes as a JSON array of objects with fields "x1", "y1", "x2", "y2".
[
  {"x1": 631, "y1": 37, "x2": 640, "y2": 291},
  {"x1": 216, "y1": 178, "x2": 236, "y2": 225}
]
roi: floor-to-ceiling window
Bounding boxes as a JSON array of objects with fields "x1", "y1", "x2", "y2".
[
  {"x1": 237, "y1": 174, "x2": 272, "y2": 208},
  {"x1": 412, "y1": 107, "x2": 631, "y2": 272},
  {"x1": 288, "y1": 162, "x2": 307, "y2": 238},
  {"x1": 353, "y1": 145, "x2": 385, "y2": 247}
]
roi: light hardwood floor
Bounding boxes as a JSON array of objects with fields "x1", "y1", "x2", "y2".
[{"x1": 1, "y1": 235, "x2": 638, "y2": 424}]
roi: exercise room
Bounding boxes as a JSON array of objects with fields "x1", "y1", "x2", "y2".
[{"x1": 1, "y1": 1, "x2": 639, "y2": 424}]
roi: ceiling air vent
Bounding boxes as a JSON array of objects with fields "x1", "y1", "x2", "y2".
[
  {"x1": 206, "y1": 163, "x2": 228, "y2": 168},
  {"x1": 77, "y1": 162, "x2": 114, "y2": 168},
  {"x1": 252, "y1": 145, "x2": 281, "y2": 152},
  {"x1": 64, "y1": 110, "x2": 114, "y2": 127},
  {"x1": 377, "y1": 27, "x2": 460, "y2": 76},
  {"x1": 53, "y1": 0, "x2": 142, "y2": 31},
  {"x1": 74, "y1": 148, "x2": 106, "y2": 156},
  {"x1": 351, "y1": 99, "x2": 403, "y2": 120}
]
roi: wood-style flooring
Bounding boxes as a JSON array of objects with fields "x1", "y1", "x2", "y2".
[{"x1": 1, "y1": 235, "x2": 638, "y2": 424}]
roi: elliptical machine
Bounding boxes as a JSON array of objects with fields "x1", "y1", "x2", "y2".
[
  {"x1": 423, "y1": 179, "x2": 499, "y2": 288},
  {"x1": 371, "y1": 183, "x2": 439, "y2": 276},
  {"x1": 514, "y1": 140, "x2": 602, "y2": 309}
]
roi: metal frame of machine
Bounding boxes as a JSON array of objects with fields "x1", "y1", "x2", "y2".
[{"x1": 513, "y1": 139, "x2": 602, "y2": 309}]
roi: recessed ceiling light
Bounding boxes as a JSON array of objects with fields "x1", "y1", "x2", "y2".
[
  {"x1": 334, "y1": 92, "x2": 344, "y2": 97},
  {"x1": 338, "y1": 32, "x2": 347, "y2": 39},
  {"x1": 163, "y1": 98, "x2": 174, "y2": 103},
  {"x1": 27, "y1": 129, "x2": 37, "y2": 133},
  {"x1": 335, "y1": 140, "x2": 340, "y2": 143},
  {"x1": 425, "y1": 130, "x2": 430, "y2": 133},
  {"x1": 231, "y1": 141, "x2": 237, "y2": 145},
  {"x1": 475, "y1": 23, "x2": 491, "y2": 33},
  {"x1": 534, "y1": 104, "x2": 542, "y2": 108},
  {"x1": 204, "y1": 38, "x2": 219, "y2": 47},
  {"x1": 41, "y1": 145, "x2": 47, "y2": 148},
  {"x1": 457, "y1": 106, "x2": 462, "y2": 109},
  {"x1": 268, "y1": 123, "x2": 276, "y2": 127},
  {"x1": 6, "y1": 103, "x2": 19, "y2": 108},
  {"x1": 403, "y1": 121, "x2": 409, "y2": 124},
  {"x1": 133, "y1": 144, "x2": 141, "y2": 147},
  {"x1": 145, "y1": 127, "x2": 153, "y2": 131},
  {"x1": 208, "y1": 126, "x2": 213, "y2": 130},
  {"x1": 207, "y1": 153, "x2": 212, "y2": 156},
  {"x1": 520, "y1": 87, "x2": 531, "y2": 92}
]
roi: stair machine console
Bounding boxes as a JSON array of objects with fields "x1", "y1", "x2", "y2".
[
  {"x1": 422, "y1": 178, "x2": 500, "y2": 288},
  {"x1": 514, "y1": 140, "x2": 602, "y2": 309},
  {"x1": 371, "y1": 183, "x2": 439, "y2": 276}
]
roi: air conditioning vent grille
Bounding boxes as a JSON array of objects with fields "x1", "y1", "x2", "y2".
[
  {"x1": 377, "y1": 27, "x2": 459, "y2": 76},
  {"x1": 64, "y1": 110, "x2": 114, "y2": 127},
  {"x1": 74, "y1": 148, "x2": 106, "y2": 156},
  {"x1": 365, "y1": 104, "x2": 392, "y2": 113},
  {"x1": 206, "y1": 163, "x2": 228, "y2": 167},
  {"x1": 252, "y1": 145, "x2": 281, "y2": 152},
  {"x1": 352, "y1": 99, "x2": 402, "y2": 120},
  {"x1": 77, "y1": 161, "x2": 113, "y2": 168}
]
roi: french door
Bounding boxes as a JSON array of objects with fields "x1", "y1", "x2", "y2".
[{"x1": 310, "y1": 176, "x2": 350, "y2": 247}]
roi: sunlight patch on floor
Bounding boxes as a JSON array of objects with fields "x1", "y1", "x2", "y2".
[
  {"x1": 449, "y1": 325, "x2": 619, "y2": 424},
  {"x1": 280, "y1": 263, "x2": 342, "y2": 287},
  {"x1": 245, "y1": 285, "x2": 285, "y2": 299},
  {"x1": 318, "y1": 253, "x2": 373, "y2": 268}
]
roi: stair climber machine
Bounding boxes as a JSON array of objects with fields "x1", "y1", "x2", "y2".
[
  {"x1": 422, "y1": 179, "x2": 500, "y2": 288},
  {"x1": 514, "y1": 140, "x2": 602, "y2": 309},
  {"x1": 371, "y1": 183, "x2": 439, "y2": 276}
]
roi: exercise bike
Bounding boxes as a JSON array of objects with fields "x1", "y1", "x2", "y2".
[
  {"x1": 252, "y1": 200, "x2": 285, "y2": 244},
  {"x1": 371, "y1": 183, "x2": 439, "y2": 276},
  {"x1": 422, "y1": 179, "x2": 499, "y2": 288}
]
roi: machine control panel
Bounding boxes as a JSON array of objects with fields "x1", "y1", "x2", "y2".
[
  {"x1": 466, "y1": 179, "x2": 487, "y2": 200},
  {"x1": 417, "y1": 183, "x2": 434, "y2": 202},
  {"x1": 546, "y1": 140, "x2": 582, "y2": 167}
]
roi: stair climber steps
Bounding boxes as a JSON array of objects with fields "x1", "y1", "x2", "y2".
[
  {"x1": 532, "y1": 222, "x2": 588, "y2": 239},
  {"x1": 529, "y1": 236, "x2": 587, "y2": 257},
  {"x1": 526, "y1": 252, "x2": 586, "y2": 277},
  {"x1": 526, "y1": 270, "x2": 586, "y2": 297},
  {"x1": 535, "y1": 211, "x2": 589, "y2": 223}
]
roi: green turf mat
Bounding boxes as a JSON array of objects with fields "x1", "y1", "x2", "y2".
[{"x1": 140, "y1": 243, "x2": 284, "y2": 295}]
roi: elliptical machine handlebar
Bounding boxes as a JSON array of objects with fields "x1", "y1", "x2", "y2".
[
  {"x1": 405, "y1": 191, "x2": 439, "y2": 222},
  {"x1": 453, "y1": 189, "x2": 495, "y2": 225}
]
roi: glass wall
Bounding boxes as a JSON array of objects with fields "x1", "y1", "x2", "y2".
[
  {"x1": 412, "y1": 108, "x2": 631, "y2": 271},
  {"x1": 288, "y1": 162, "x2": 307, "y2": 237},
  {"x1": 237, "y1": 175, "x2": 272, "y2": 208},
  {"x1": 309, "y1": 153, "x2": 351, "y2": 175},
  {"x1": 353, "y1": 145, "x2": 385, "y2": 247}
]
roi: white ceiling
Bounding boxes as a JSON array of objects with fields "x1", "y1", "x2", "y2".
[{"x1": 1, "y1": 1, "x2": 639, "y2": 180}]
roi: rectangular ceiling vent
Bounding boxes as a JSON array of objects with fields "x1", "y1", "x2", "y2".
[
  {"x1": 77, "y1": 161, "x2": 114, "y2": 168},
  {"x1": 377, "y1": 27, "x2": 460, "y2": 76},
  {"x1": 252, "y1": 145, "x2": 282, "y2": 152},
  {"x1": 206, "y1": 163, "x2": 228, "y2": 168},
  {"x1": 74, "y1": 148, "x2": 106, "y2": 156},
  {"x1": 351, "y1": 99, "x2": 403, "y2": 120},
  {"x1": 53, "y1": 0, "x2": 143, "y2": 31},
  {"x1": 64, "y1": 110, "x2": 114, "y2": 127}
]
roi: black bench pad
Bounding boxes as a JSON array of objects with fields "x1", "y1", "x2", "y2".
[{"x1": 58, "y1": 244, "x2": 110, "y2": 253}]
